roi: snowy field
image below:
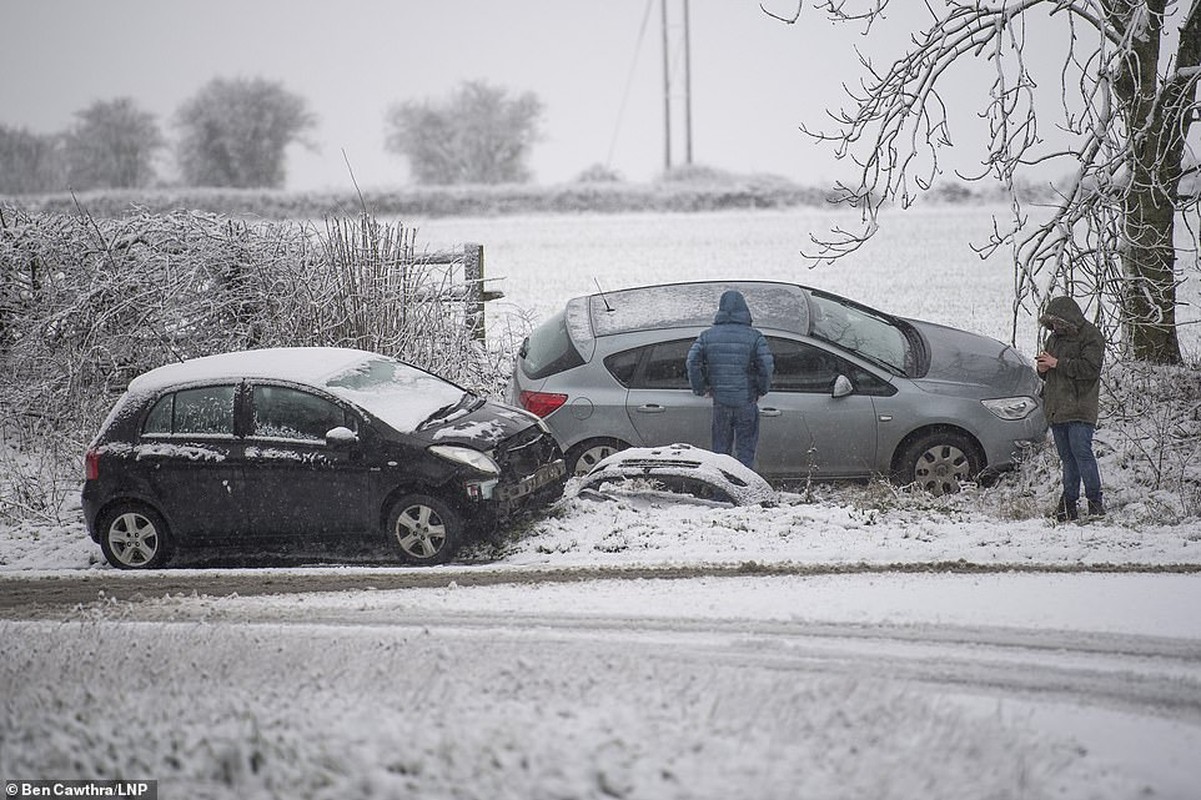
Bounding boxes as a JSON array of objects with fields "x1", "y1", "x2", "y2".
[
  {"x1": 411, "y1": 203, "x2": 1201, "y2": 359},
  {"x1": 3, "y1": 205, "x2": 1201, "y2": 799}
]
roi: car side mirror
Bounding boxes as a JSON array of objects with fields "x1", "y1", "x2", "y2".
[
  {"x1": 325, "y1": 426, "x2": 359, "y2": 447},
  {"x1": 832, "y1": 375, "x2": 854, "y2": 398}
]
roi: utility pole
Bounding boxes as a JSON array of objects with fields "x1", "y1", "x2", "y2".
[
  {"x1": 661, "y1": 0, "x2": 672, "y2": 172},
  {"x1": 683, "y1": 0, "x2": 693, "y2": 166},
  {"x1": 661, "y1": 0, "x2": 693, "y2": 172}
]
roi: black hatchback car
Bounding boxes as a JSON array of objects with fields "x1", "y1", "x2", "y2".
[{"x1": 83, "y1": 347, "x2": 566, "y2": 568}]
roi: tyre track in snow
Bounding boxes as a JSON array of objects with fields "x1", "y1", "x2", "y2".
[
  {"x1": 27, "y1": 590, "x2": 1201, "y2": 728},
  {"x1": 171, "y1": 606, "x2": 1201, "y2": 725},
  {"x1": 491, "y1": 613, "x2": 1201, "y2": 723},
  {"x1": 2, "y1": 559, "x2": 1201, "y2": 614},
  {"x1": 5, "y1": 562, "x2": 1200, "y2": 723}
]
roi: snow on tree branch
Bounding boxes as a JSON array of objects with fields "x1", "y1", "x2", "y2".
[{"x1": 777, "y1": 0, "x2": 1200, "y2": 363}]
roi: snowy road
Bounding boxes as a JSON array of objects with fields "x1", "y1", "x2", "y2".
[
  {"x1": 4, "y1": 570, "x2": 1200, "y2": 798},
  {"x1": 2, "y1": 560, "x2": 1197, "y2": 612}
]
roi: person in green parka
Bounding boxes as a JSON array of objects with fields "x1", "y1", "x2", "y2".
[{"x1": 1036, "y1": 295, "x2": 1106, "y2": 521}]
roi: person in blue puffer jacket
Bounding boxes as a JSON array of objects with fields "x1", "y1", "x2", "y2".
[{"x1": 685, "y1": 290, "x2": 774, "y2": 469}]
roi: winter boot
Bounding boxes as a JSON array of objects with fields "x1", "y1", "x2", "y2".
[
  {"x1": 1087, "y1": 498, "x2": 1106, "y2": 518},
  {"x1": 1052, "y1": 496, "x2": 1078, "y2": 522}
]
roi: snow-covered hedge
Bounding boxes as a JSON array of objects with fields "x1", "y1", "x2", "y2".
[
  {"x1": 3, "y1": 181, "x2": 836, "y2": 220},
  {"x1": 4, "y1": 176, "x2": 1027, "y2": 221},
  {"x1": 0, "y1": 206, "x2": 511, "y2": 522}
]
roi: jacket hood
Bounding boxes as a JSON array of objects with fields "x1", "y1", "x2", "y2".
[
  {"x1": 1040, "y1": 296, "x2": 1086, "y2": 335},
  {"x1": 714, "y1": 290, "x2": 752, "y2": 325}
]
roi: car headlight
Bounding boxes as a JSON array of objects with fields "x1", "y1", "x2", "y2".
[
  {"x1": 981, "y1": 396, "x2": 1039, "y2": 420},
  {"x1": 428, "y1": 445, "x2": 500, "y2": 475}
]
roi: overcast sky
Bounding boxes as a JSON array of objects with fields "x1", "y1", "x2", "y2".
[{"x1": 2, "y1": 1, "x2": 1034, "y2": 191}]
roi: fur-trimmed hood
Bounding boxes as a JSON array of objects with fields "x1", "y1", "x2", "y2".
[{"x1": 1040, "y1": 296, "x2": 1086, "y2": 336}]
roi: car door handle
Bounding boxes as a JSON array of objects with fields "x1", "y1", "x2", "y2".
[
  {"x1": 760, "y1": 408, "x2": 782, "y2": 417},
  {"x1": 636, "y1": 404, "x2": 667, "y2": 413}
]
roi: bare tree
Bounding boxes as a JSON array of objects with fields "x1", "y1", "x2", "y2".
[
  {"x1": 0, "y1": 125, "x2": 64, "y2": 194},
  {"x1": 175, "y1": 77, "x2": 315, "y2": 189},
  {"x1": 769, "y1": 0, "x2": 1200, "y2": 363},
  {"x1": 385, "y1": 81, "x2": 544, "y2": 185},
  {"x1": 64, "y1": 97, "x2": 164, "y2": 190}
]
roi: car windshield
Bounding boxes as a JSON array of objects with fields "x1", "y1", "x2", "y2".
[
  {"x1": 521, "y1": 310, "x2": 586, "y2": 379},
  {"x1": 324, "y1": 356, "x2": 473, "y2": 432},
  {"x1": 807, "y1": 291, "x2": 911, "y2": 375}
]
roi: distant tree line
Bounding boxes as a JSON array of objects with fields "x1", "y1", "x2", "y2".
[
  {"x1": 1, "y1": 78, "x2": 546, "y2": 195},
  {"x1": 0, "y1": 78, "x2": 314, "y2": 194}
]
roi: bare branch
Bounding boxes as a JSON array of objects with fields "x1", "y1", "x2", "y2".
[
  {"x1": 760, "y1": 1, "x2": 803, "y2": 24},
  {"x1": 793, "y1": 0, "x2": 1199, "y2": 362}
]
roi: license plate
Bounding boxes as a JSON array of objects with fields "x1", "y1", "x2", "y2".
[{"x1": 497, "y1": 459, "x2": 565, "y2": 502}]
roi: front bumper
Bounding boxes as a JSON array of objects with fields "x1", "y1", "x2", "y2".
[{"x1": 982, "y1": 408, "x2": 1048, "y2": 472}]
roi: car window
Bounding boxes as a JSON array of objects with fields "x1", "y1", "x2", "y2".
[
  {"x1": 143, "y1": 385, "x2": 236, "y2": 436},
  {"x1": 251, "y1": 385, "x2": 353, "y2": 442},
  {"x1": 604, "y1": 341, "x2": 694, "y2": 390},
  {"x1": 520, "y1": 310, "x2": 586, "y2": 379},
  {"x1": 143, "y1": 394, "x2": 173, "y2": 434},
  {"x1": 603, "y1": 348, "x2": 641, "y2": 387},
  {"x1": 807, "y1": 291, "x2": 911, "y2": 375},
  {"x1": 769, "y1": 338, "x2": 895, "y2": 396},
  {"x1": 641, "y1": 340, "x2": 693, "y2": 389}
]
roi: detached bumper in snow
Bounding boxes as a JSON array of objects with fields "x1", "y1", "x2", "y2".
[{"x1": 577, "y1": 443, "x2": 776, "y2": 506}]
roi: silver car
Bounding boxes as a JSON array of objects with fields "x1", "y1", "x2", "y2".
[{"x1": 509, "y1": 281, "x2": 1047, "y2": 494}]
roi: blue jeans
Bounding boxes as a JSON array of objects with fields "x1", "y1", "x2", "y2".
[
  {"x1": 712, "y1": 402, "x2": 760, "y2": 469},
  {"x1": 1051, "y1": 422, "x2": 1102, "y2": 504}
]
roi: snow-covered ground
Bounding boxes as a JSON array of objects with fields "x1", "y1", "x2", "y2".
[
  {"x1": 3, "y1": 570, "x2": 1199, "y2": 799},
  {"x1": 3, "y1": 206, "x2": 1200, "y2": 798},
  {"x1": 4, "y1": 477, "x2": 1200, "y2": 799}
]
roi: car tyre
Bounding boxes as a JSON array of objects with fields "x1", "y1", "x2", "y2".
[
  {"x1": 97, "y1": 502, "x2": 173, "y2": 569},
  {"x1": 895, "y1": 431, "x2": 981, "y2": 496},
  {"x1": 566, "y1": 438, "x2": 627, "y2": 477},
  {"x1": 386, "y1": 494, "x2": 462, "y2": 566}
]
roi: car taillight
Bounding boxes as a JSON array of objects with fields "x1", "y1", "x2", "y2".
[
  {"x1": 85, "y1": 449, "x2": 100, "y2": 481},
  {"x1": 519, "y1": 390, "x2": 568, "y2": 418}
]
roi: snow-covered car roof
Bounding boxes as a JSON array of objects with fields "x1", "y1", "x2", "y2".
[
  {"x1": 125, "y1": 347, "x2": 467, "y2": 434},
  {"x1": 127, "y1": 347, "x2": 378, "y2": 393},
  {"x1": 577, "y1": 443, "x2": 777, "y2": 506},
  {"x1": 575, "y1": 281, "x2": 812, "y2": 339}
]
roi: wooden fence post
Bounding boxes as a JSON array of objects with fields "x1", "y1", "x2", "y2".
[
  {"x1": 463, "y1": 243, "x2": 484, "y2": 341},
  {"x1": 462, "y1": 242, "x2": 504, "y2": 342}
]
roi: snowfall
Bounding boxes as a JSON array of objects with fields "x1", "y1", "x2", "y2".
[{"x1": 3, "y1": 207, "x2": 1201, "y2": 799}]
